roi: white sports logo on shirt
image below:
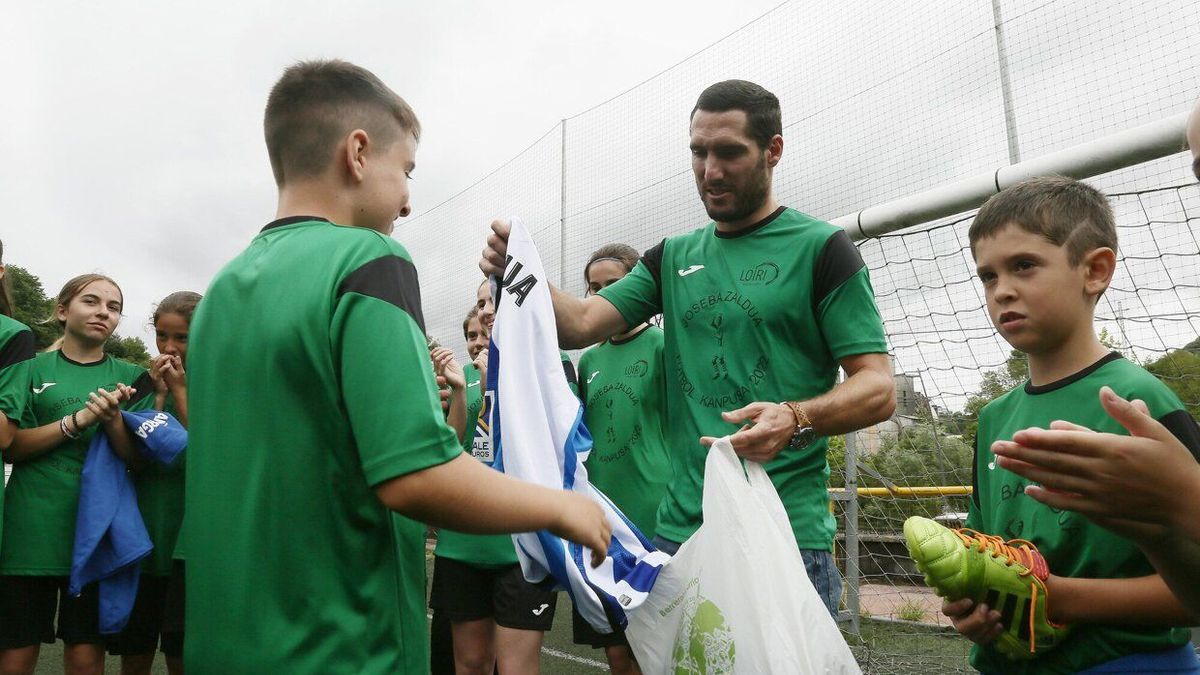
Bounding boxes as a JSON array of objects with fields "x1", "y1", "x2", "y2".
[{"x1": 677, "y1": 264, "x2": 705, "y2": 277}]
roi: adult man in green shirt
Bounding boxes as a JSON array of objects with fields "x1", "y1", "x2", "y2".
[
  {"x1": 481, "y1": 80, "x2": 896, "y2": 616},
  {"x1": 184, "y1": 59, "x2": 610, "y2": 675}
]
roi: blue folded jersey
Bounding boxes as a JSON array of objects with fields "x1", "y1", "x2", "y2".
[{"x1": 71, "y1": 410, "x2": 187, "y2": 634}]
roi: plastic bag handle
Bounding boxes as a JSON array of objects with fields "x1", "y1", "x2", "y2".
[{"x1": 701, "y1": 437, "x2": 754, "y2": 519}]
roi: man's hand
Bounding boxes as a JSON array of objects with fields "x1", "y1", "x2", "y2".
[
  {"x1": 550, "y1": 491, "x2": 613, "y2": 568},
  {"x1": 992, "y1": 386, "x2": 1200, "y2": 543},
  {"x1": 700, "y1": 402, "x2": 796, "y2": 463},
  {"x1": 480, "y1": 219, "x2": 511, "y2": 278},
  {"x1": 943, "y1": 598, "x2": 1004, "y2": 644}
]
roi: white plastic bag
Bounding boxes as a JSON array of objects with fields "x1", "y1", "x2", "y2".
[{"x1": 627, "y1": 437, "x2": 860, "y2": 674}]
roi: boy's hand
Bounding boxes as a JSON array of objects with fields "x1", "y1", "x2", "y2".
[
  {"x1": 479, "y1": 219, "x2": 511, "y2": 278},
  {"x1": 943, "y1": 598, "x2": 1004, "y2": 644},
  {"x1": 550, "y1": 491, "x2": 613, "y2": 568},
  {"x1": 992, "y1": 386, "x2": 1200, "y2": 543}
]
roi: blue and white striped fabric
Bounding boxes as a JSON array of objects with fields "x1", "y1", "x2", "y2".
[{"x1": 486, "y1": 217, "x2": 670, "y2": 633}]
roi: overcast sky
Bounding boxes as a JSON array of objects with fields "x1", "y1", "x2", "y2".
[
  {"x1": 4, "y1": 1, "x2": 1197, "y2": 418},
  {"x1": 0, "y1": 0, "x2": 782, "y2": 349}
]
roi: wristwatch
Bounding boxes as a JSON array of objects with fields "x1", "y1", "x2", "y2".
[{"x1": 782, "y1": 401, "x2": 816, "y2": 450}]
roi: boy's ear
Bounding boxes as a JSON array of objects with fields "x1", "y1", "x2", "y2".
[
  {"x1": 55, "y1": 303, "x2": 68, "y2": 323},
  {"x1": 342, "y1": 129, "x2": 371, "y2": 183},
  {"x1": 1081, "y1": 246, "x2": 1116, "y2": 298}
]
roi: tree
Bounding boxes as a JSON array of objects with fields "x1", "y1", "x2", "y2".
[
  {"x1": 105, "y1": 334, "x2": 152, "y2": 369},
  {"x1": 1144, "y1": 349, "x2": 1200, "y2": 420},
  {"x1": 1183, "y1": 335, "x2": 1200, "y2": 355},
  {"x1": 826, "y1": 434, "x2": 846, "y2": 488},
  {"x1": 7, "y1": 265, "x2": 57, "y2": 349},
  {"x1": 961, "y1": 349, "x2": 1028, "y2": 447},
  {"x1": 855, "y1": 423, "x2": 974, "y2": 532},
  {"x1": 5, "y1": 263, "x2": 151, "y2": 366}
]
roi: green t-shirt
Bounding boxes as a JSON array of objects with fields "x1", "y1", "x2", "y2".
[
  {"x1": 460, "y1": 363, "x2": 484, "y2": 453},
  {"x1": 183, "y1": 217, "x2": 461, "y2": 675},
  {"x1": 965, "y1": 353, "x2": 1200, "y2": 674},
  {"x1": 578, "y1": 325, "x2": 671, "y2": 537},
  {"x1": 598, "y1": 207, "x2": 888, "y2": 549},
  {"x1": 1, "y1": 350, "x2": 151, "y2": 574},
  {"x1": 435, "y1": 363, "x2": 520, "y2": 567},
  {"x1": 0, "y1": 314, "x2": 36, "y2": 550},
  {"x1": 135, "y1": 396, "x2": 185, "y2": 576}
]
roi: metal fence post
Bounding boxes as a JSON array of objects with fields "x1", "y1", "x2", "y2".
[
  {"x1": 845, "y1": 430, "x2": 861, "y2": 636},
  {"x1": 558, "y1": 118, "x2": 568, "y2": 289}
]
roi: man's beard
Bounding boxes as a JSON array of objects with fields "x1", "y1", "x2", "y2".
[{"x1": 700, "y1": 156, "x2": 771, "y2": 225}]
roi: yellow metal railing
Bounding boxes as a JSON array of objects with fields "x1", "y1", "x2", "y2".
[{"x1": 828, "y1": 485, "x2": 973, "y2": 498}]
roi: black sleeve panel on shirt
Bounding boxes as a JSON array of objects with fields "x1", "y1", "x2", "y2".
[
  {"x1": 563, "y1": 358, "x2": 578, "y2": 388},
  {"x1": 641, "y1": 240, "x2": 666, "y2": 302},
  {"x1": 125, "y1": 370, "x2": 158, "y2": 410},
  {"x1": 1159, "y1": 409, "x2": 1200, "y2": 462},
  {"x1": 336, "y1": 255, "x2": 425, "y2": 333},
  {"x1": 0, "y1": 329, "x2": 35, "y2": 370},
  {"x1": 812, "y1": 230, "x2": 867, "y2": 311}
]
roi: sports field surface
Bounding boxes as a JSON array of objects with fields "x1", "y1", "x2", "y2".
[{"x1": 30, "y1": 552, "x2": 975, "y2": 675}]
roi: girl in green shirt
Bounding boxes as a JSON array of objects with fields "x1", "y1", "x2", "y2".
[
  {"x1": 109, "y1": 291, "x2": 200, "y2": 675},
  {"x1": 572, "y1": 244, "x2": 672, "y2": 675},
  {"x1": 0, "y1": 274, "x2": 152, "y2": 675}
]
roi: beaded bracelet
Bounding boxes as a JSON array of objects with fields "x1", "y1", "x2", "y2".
[{"x1": 60, "y1": 416, "x2": 80, "y2": 440}]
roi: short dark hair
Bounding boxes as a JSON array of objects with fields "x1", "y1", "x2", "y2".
[
  {"x1": 969, "y1": 176, "x2": 1118, "y2": 265},
  {"x1": 264, "y1": 60, "x2": 420, "y2": 186},
  {"x1": 691, "y1": 80, "x2": 781, "y2": 150}
]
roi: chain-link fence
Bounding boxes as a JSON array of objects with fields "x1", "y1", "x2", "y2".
[{"x1": 401, "y1": 1, "x2": 1199, "y2": 671}]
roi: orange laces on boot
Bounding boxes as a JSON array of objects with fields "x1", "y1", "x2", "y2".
[{"x1": 953, "y1": 529, "x2": 1050, "y2": 653}]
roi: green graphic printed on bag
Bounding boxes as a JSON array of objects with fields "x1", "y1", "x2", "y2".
[{"x1": 671, "y1": 586, "x2": 736, "y2": 674}]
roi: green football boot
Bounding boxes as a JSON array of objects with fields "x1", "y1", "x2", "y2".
[{"x1": 903, "y1": 516, "x2": 1070, "y2": 660}]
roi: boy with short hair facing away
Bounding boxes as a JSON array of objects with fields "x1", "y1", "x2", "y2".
[
  {"x1": 905, "y1": 176, "x2": 1200, "y2": 674},
  {"x1": 183, "y1": 60, "x2": 610, "y2": 675}
]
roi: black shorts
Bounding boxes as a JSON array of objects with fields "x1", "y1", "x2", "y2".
[
  {"x1": 571, "y1": 605, "x2": 629, "y2": 649},
  {"x1": 429, "y1": 610, "x2": 455, "y2": 675},
  {"x1": 106, "y1": 574, "x2": 182, "y2": 657},
  {"x1": 160, "y1": 560, "x2": 185, "y2": 656},
  {"x1": 428, "y1": 557, "x2": 557, "y2": 631},
  {"x1": 0, "y1": 575, "x2": 102, "y2": 649}
]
